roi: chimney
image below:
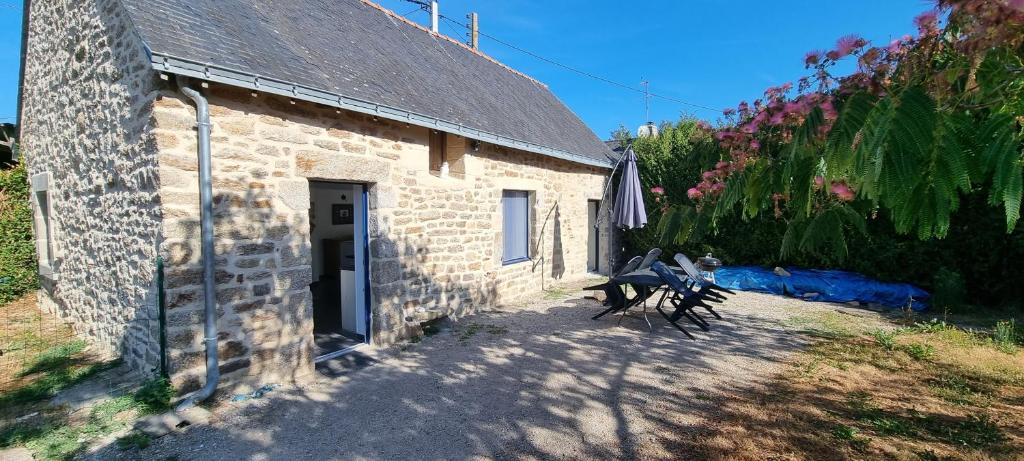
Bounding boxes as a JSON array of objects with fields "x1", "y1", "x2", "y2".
[
  {"x1": 430, "y1": 1, "x2": 439, "y2": 33},
  {"x1": 468, "y1": 12, "x2": 479, "y2": 49}
]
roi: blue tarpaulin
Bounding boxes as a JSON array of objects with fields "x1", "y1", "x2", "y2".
[{"x1": 713, "y1": 266, "x2": 929, "y2": 311}]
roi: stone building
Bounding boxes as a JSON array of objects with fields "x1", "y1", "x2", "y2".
[{"x1": 17, "y1": 0, "x2": 614, "y2": 392}]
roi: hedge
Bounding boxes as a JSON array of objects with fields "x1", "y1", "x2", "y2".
[{"x1": 0, "y1": 157, "x2": 39, "y2": 305}]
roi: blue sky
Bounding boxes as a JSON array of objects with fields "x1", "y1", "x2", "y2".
[{"x1": 0, "y1": 0, "x2": 928, "y2": 139}]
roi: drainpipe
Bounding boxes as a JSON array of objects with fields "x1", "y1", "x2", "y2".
[{"x1": 175, "y1": 77, "x2": 219, "y2": 411}]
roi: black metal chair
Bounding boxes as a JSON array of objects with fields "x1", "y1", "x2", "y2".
[{"x1": 650, "y1": 261, "x2": 717, "y2": 339}]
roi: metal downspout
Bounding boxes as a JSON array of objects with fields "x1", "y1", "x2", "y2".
[{"x1": 175, "y1": 77, "x2": 219, "y2": 411}]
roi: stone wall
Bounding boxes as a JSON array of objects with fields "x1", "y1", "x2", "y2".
[
  {"x1": 19, "y1": 0, "x2": 163, "y2": 374},
  {"x1": 154, "y1": 83, "x2": 611, "y2": 391}
]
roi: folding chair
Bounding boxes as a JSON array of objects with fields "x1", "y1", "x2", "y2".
[
  {"x1": 650, "y1": 262, "x2": 716, "y2": 339},
  {"x1": 637, "y1": 248, "x2": 663, "y2": 270},
  {"x1": 674, "y1": 254, "x2": 735, "y2": 300},
  {"x1": 599, "y1": 256, "x2": 643, "y2": 306}
]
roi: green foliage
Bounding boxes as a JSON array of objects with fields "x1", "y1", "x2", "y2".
[
  {"x1": 872, "y1": 329, "x2": 897, "y2": 351},
  {"x1": 992, "y1": 320, "x2": 1017, "y2": 353},
  {"x1": 131, "y1": 377, "x2": 174, "y2": 414},
  {"x1": 931, "y1": 268, "x2": 966, "y2": 313},
  {"x1": 903, "y1": 343, "x2": 936, "y2": 361},
  {"x1": 0, "y1": 377, "x2": 174, "y2": 460},
  {"x1": 0, "y1": 155, "x2": 38, "y2": 305},
  {"x1": 627, "y1": 119, "x2": 1024, "y2": 308}
]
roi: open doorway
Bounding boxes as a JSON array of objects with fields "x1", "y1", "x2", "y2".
[
  {"x1": 587, "y1": 199, "x2": 601, "y2": 273},
  {"x1": 308, "y1": 181, "x2": 370, "y2": 361}
]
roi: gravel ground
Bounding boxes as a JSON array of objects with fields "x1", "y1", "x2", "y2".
[{"x1": 90, "y1": 280, "x2": 890, "y2": 460}]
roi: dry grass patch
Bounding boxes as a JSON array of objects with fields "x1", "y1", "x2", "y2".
[{"x1": 677, "y1": 316, "x2": 1024, "y2": 460}]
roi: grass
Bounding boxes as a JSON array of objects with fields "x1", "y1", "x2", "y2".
[
  {"x1": 0, "y1": 378, "x2": 174, "y2": 461},
  {"x1": 676, "y1": 310, "x2": 1024, "y2": 460},
  {"x1": 0, "y1": 295, "x2": 118, "y2": 416},
  {"x1": 542, "y1": 287, "x2": 571, "y2": 300},
  {"x1": 1, "y1": 294, "x2": 173, "y2": 460}
]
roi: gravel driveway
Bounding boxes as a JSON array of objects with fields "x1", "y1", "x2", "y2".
[{"x1": 94, "y1": 281, "x2": 887, "y2": 460}]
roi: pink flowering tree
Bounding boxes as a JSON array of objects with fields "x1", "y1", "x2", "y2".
[{"x1": 658, "y1": 0, "x2": 1024, "y2": 260}]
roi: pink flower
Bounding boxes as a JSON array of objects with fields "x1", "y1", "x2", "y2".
[
  {"x1": 715, "y1": 161, "x2": 730, "y2": 170},
  {"x1": 769, "y1": 111, "x2": 786, "y2": 126},
  {"x1": 650, "y1": 186, "x2": 665, "y2": 195},
  {"x1": 703, "y1": 171, "x2": 717, "y2": 180},
  {"x1": 834, "y1": 35, "x2": 864, "y2": 59},
  {"x1": 783, "y1": 101, "x2": 804, "y2": 115},
  {"x1": 687, "y1": 188, "x2": 703, "y2": 200},
  {"x1": 830, "y1": 182, "x2": 855, "y2": 201},
  {"x1": 723, "y1": 108, "x2": 737, "y2": 117},
  {"x1": 750, "y1": 140, "x2": 761, "y2": 151},
  {"x1": 804, "y1": 51, "x2": 822, "y2": 66},
  {"x1": 710, "y1": 183, "x2": 726, "y2": 195},
  {"x1": 1010, "y1": 0, "x2": 1024, "y2": 13},
  {"x1": 821, "y1": 100, "x2": 838, "y2": 120},
  {"x1": 697, "y1": 180, "x2": 713, "y2": 192},
  {"x1": 740, "y1": 122, "x2": 757, "y2": 134},
  {"x1": 887, "y1": 38, "x2": 903, "y2": 54},
  {"x1": 914, "y1": 11, "x2": 939, "y2": 34},
  {"x1": 813, "y1": 176, "x2": 825, "y2": 190}
]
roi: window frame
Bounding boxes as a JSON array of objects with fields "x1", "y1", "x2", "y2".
[
  {"x1": 30, "y1": 172, "x2": 56, "y2": 279},
  {"x1": 501, "y1": 190, "x2": 531, "y2": 265}
]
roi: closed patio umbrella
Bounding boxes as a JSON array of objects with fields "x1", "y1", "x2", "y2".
[{"x1": 611, "y1": 148, "x2": 647, "y2": 230}]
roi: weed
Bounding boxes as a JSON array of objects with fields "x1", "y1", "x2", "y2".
[
  {"x1": 903, "y1": 343, "x2": 936, "y2": 361},
  {"x1": 132, "y1": 378, "x2": 174, "y2": 414},
  {"x1": 910, "y1": 319, "x2": 954, "y2": 334},
  {"x1": 992, "y1": 320, "x2": 1017, "y2": 353},
  {"x1": 542, "y1": 287, "x2": 571, "y2": 300},
  {"x1": 919, "y1": 414, "x2": 1004, "y2": 448},
  {"x1": 831, "y1": 424, "x2": 870, "y2": 450},
  {"x1": 928, "y1": 373, "x2": 991, "y2": 406},
  {"x1": 872, "y1": 329, "x2": 897, "y2": 351},
  {"x1": 866, "y1": 415, "x2": 917, "y2": 437}
]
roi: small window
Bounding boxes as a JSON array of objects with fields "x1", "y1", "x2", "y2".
[
  {"x1": 30, "y1": 173, "x2": 55, "y2": 277},
  {"x1": 502, "y1": 190, "x2": 530, "y2": 264},
  {"x1": 428, "y1": 130, "x2": 447, "y2": 172},
  {"x1": 428, "y1": 131, "x2": 466, "y2": 177}
]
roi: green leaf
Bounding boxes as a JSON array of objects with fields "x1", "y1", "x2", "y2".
[
  {"x1": 826, "y1": 92, "x2": 877, "y2": 177},
  {"x1": 852, "y1": 95, "x2": 899, "y2": 202}
]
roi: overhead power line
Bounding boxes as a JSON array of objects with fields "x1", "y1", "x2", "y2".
[{"x1": 434, "y1": 14, "x2": 718, "y2": 113}]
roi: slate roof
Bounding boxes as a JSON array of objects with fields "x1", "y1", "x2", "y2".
[{"x1": 121, "y1": 0, "x2": 614, "y2": 167}]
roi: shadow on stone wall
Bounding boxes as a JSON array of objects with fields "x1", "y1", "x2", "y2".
[
  {"x1": 159, "y1": 177, "x2": 517, "y2": 392},
  {"x1": 161, "y1": 179, "x2": 317, "y2": 392},
  {"x1": 531, "y1": 201, "x2": 566, "y2": 291}
]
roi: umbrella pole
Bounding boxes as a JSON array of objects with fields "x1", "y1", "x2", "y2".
[{"x1": 595, "y1": 144, "x2": 631, "y2": 279}]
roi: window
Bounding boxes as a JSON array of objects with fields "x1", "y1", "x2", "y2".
[
  {"x1": 502, "y1": 190, "x2": 530, "y2": 264},
  {"x1": 30, "y1": 173, "x2": 55, "y2": 277},
  {"x1": 428, "y1": 130, "x2": 466, "y2": 177},
  {"x1": 428, "y1": 129, "x2": 447, "y2": 173}
]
